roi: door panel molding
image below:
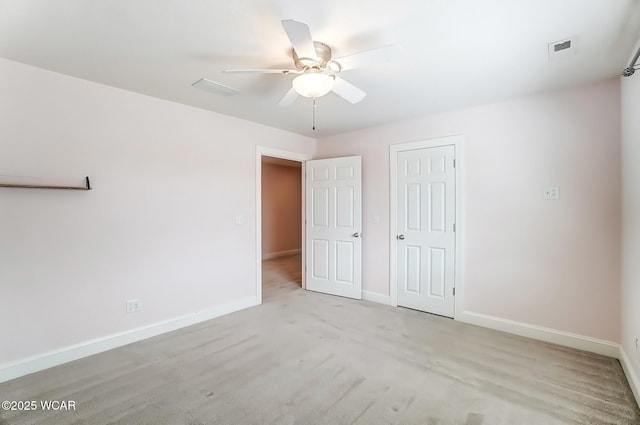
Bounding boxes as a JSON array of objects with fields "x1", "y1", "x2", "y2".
[{"x1": 390, "y1": 135, "x2": 465, "y2": 318}]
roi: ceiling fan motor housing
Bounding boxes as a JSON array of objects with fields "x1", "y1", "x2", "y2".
[{"x1": 293, "y1": 41, "x2": 333, "y2": 71}]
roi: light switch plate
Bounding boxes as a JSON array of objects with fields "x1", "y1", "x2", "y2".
[{"x1": 544, "y1": 187, "x2": 560, "y2": 200}]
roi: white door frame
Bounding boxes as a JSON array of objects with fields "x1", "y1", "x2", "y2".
[
  {"x1": 256, "y1": 146, "x2": 312, "y2": 304},
  {"x1": 389, "y1": 135, "x2": 465, "y2": 318}
]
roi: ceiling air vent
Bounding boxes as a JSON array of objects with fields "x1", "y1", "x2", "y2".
[
  {"x1": 192, "y1": 78, "x2": 239, "y2": 97},
  {"x1": 548, "y1": 38, "x2": 576, "y2": 61},
  {"x1": 554, "y1": 40, "x2": 571, "y2": 52}
]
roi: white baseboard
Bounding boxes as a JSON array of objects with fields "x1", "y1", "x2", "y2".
[
  {"x1": 619, "y1": 346, "x2": 640, "y2": 407},
  {"x1": 362, "y1": 290, "x2": 391, "y2": 305},
  {"x1": 262, "y1": 249, "x2": 301, "y2": 261},
  {"x1": 0, "y1": 296, "x2": 259, "y2": 384},
  {"x1": 457, "y1": 311, "x2": 620, "y2": 358}
]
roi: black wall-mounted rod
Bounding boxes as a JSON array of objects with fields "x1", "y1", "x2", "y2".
[
  {"x1": 0, "y1": 176, "x2": 93, "y2": 190},
  {"x1": 622, "y1": 46, "x2": 640, "y2": 77}
]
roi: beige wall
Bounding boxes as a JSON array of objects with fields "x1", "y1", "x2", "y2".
[
  {"x1": 317, "y1": 78, "x2": 621, "y2": 343},
  {"x1": 261, "y1": 161, "x2": 302, "y2": 257},
  {"x1": 621, "y1": 39, "x2": 640, "y2": 396}
]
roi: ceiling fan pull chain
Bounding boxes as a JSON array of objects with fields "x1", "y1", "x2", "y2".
[{"x1": 312, "y1": 98, "x2": 316, "y2": 130}]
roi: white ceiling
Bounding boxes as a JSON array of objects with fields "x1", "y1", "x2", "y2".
[{"x1": 1, "y1": 0, "x2": 639, "y2": 138}]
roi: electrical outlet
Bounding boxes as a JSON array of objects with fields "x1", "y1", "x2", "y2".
[
  {"x1": 126, "y1": 299, "x2": 141, "y2": 313},
  {"x1": 544, "y1": 187, "x2": 560, "y2": 200}
]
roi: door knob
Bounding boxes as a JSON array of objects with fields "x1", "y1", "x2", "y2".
[
  {"x1": 397, "y1": 234, "x2": 405, "y2": 240},
  {"x1": 353, "y1": 232, "x2": 361, "y2": 238}
]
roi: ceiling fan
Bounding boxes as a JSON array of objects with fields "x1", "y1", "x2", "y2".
[{"x1": 222, "y1": 19, "x2": 400, "y2": 106}]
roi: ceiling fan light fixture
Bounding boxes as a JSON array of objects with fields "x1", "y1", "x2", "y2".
[{"x1": 292, "y1": 73, "x2": 334, "y2": 98}]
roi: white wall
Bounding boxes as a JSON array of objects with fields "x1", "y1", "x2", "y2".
[
  {"x1": 0, "y1": 57, "x2": 315, "y2": 366},
  {"x1": 621, "y1": 39, "x2": 640, "y2": 394},
  {"x1": 317, "y1": 78, "x2": 621, "y2": 343},
  {"x1": 0, "y1": 54, "x2": 627, "y2": 379},
  {"x1": 261, "y1": 161, "x2": 302, "y2": 257}
]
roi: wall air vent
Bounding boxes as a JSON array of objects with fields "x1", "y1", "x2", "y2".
[{"x1": 548, "y1": 38, "x2": 577, "y2": 61}]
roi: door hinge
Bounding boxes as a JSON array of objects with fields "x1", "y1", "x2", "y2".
[
  {"x1": 453, "y1": 287, "x2": 456, "y2": 296},
  {"x1": 453, "y1": 223, "x2": 456, "y2": 232},
  {"x1": 453, "y1": 159, "x2": 456, "y2": 168}
]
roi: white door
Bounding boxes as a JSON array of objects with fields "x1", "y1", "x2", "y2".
[
  {"x1": 305, "y1": 156, "x2": 362, "y2": 299},
  {"x1": 396, "y1": 145, "x2": 455, "y2": 317}
]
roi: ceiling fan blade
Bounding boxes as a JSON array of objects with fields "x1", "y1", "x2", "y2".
[
  {"x1": 331, "y1": 76, "x2": 366, "y2": 104},
  {"x1": 278, "y1": 87, "x2": 299, "y2": 107},
  {"x1": 281, "y1": 19, "x2": 318, "y2": 60},
  {"x1": 223, "y1": 69, "x2": 299, "y2": 74},
  {"x1": 333, "y1": 44, "x2": 401, "y2": 72}
]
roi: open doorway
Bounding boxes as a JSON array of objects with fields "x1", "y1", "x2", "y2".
[
  {"x1": 255, "y1": 146, "x2": 311, "y2": 304},
  {"x1": 261, "y1": 156, "x2": 303, "y2": 300}
]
